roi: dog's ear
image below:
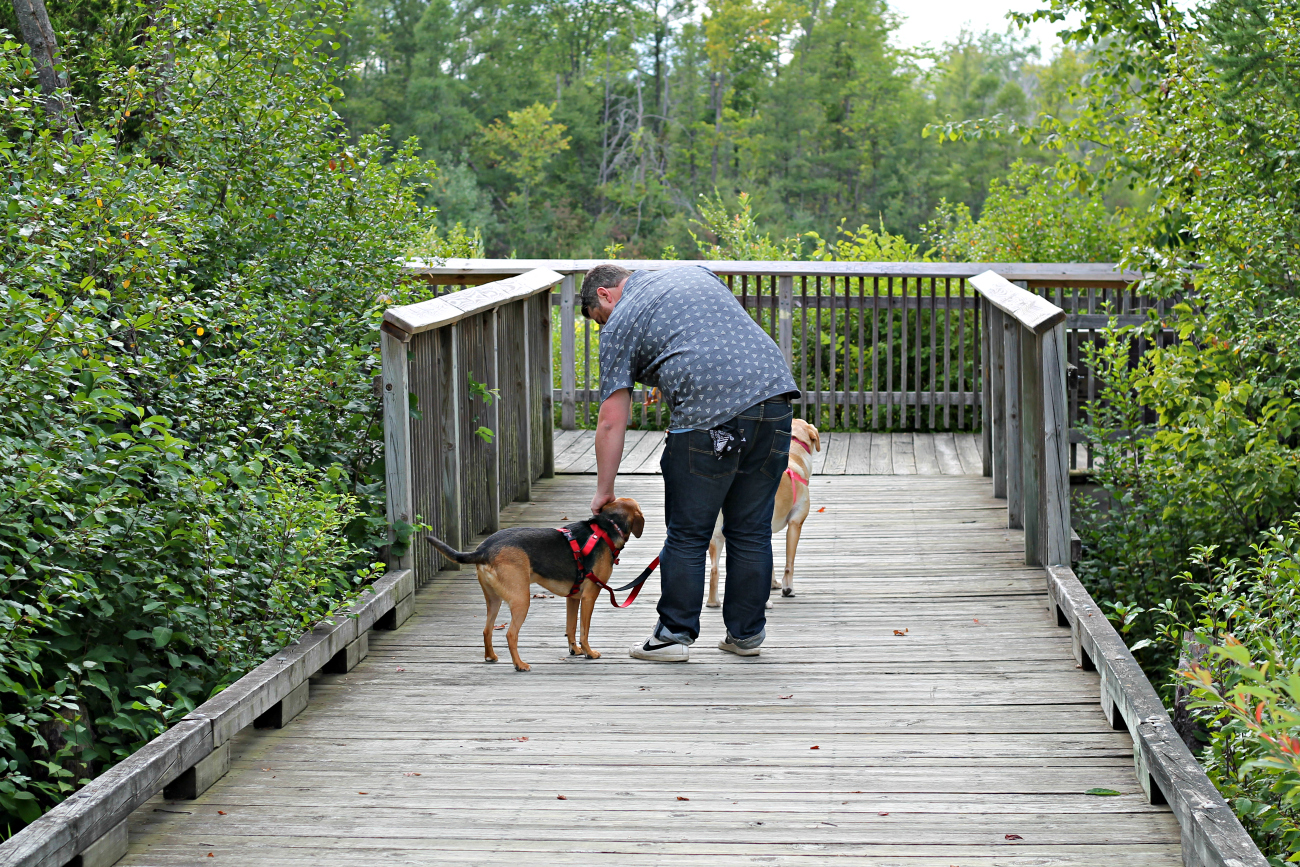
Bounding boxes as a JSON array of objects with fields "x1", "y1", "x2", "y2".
[
  {"x1": 603, "y1": 498, "x2": 645, "y2": 538},
  {"x1": 809, "y1": 425, "x2": 822, "y2": 452},
  {"x1": 629, "y1": 506, "x2": 645, "y2": 538}
]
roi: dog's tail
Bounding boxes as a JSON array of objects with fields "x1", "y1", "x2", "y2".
[{"x1": 425, "y1": 534, "x2": 488, "y2": 564}]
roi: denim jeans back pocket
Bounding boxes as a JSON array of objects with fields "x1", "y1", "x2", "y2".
[
  {"x1": 761, "y1": 426, "x2": 793, "y2": 480},
  {"x1": 687, "y1": 429, "x2": 741, "y2": 479}
]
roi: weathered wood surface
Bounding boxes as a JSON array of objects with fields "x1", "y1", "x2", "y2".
[
  {"x1": 553, "y1": 431, "x2": 985, "y2": 476},
  {"x1": 116, "y1": 475, "x2": 1180, "y2": 866}
]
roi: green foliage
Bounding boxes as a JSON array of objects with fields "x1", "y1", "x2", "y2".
[
  {"x1": 1156, "y1": 539, "x2": 1300, "y2": 863},
  {"x1": 690, "y1": 191, "x2": 802, "y2": 260},
  {"x1": 0, "y1": 0, "x2": 428, "y2": 835},
  {"x1": 925, "y1": 160, "x2": 1126, "y2": 262},
  {"x1": 337, "y1": 0, "x2": 1084, "y2": 256},
  {"x1": 805, "y1": 219, "x2": 930, "y2": 262},
  {"x1": 409, "y1": 221, "x2": 485, "y2": 260}
]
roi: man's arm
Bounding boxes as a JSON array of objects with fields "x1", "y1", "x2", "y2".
[{"x1": 591, "y1": 389, "x2": 631, "y2": 514}]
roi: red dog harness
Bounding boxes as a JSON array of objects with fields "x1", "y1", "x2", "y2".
[
  {"x1": 555, "y1": 524, "x2": 658, "y2": 608},
  {"x1": 787, "y1": 436, "x2": 811, "y2": 486}
]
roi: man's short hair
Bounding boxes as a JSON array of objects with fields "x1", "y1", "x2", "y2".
[{"x1": 580, "y1": 264, "x2": 632, "y2": 319}]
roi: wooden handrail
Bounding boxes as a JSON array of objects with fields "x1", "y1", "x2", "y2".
[
  {"x1": 406, "y1": 258, "x2": 1140, "y2": 284},
  {"x1": 385, "y1": 268, "x2": 564, "y2": 335}
]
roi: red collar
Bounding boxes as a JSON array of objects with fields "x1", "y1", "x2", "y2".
[
  {"x1": 785, "y1": 467, "x2": 808, "y2": 486},
  {"x1": 793, "y1": 438, "x2": 812, "y2": 454}
]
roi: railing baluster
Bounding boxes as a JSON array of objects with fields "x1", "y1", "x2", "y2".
[
  {"x1": 814, "y1": 276, "x2": 823, "y2": 429},
  {"x1": 959, "y1": 280, "x2": 967, "y2": 431},
  {"x1": 828, "y1": 277, "x2": 837, "y2": 429},
  {"x1": 989, "y1": 306, "x2": 1006, "y2": 496},
  {"x1": 381, "y1": 329, "x2": 414, "y2": 572},
  {"x1": 929, "y1": 277, "x2": 937, "y2": 429},
  {"x1": 1005, "y1": 314, "x2": 1023, "y2": 530},
  {"x1": 857, "y1": 276, "x2": 866, "y2": 429},
  {"x1": 886, "y1": 277, "x2": 894, "y2": 429},
  {"x1": 560, "y1": 276, "x2": 576, "y2": 430},
  {"x1": 943, "y1": 278, "x2": 951, "y2": 429},
  {"x1": 778, "y1": 276, "x2": 793, "y2": 369},
  {"x1": 800, "y1": 276, "x2": 808, "y2": 422},
  {"x1": 871, "y1": 277, "x2": 880, "y2": 430}
]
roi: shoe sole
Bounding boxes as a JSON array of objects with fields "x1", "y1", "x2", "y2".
[
  {"x1": 629, "y1": 648, "x2": 689, "y2": 662},
  {"x1": 717, "y1": 642, "x2": 760, "y2": 657}
]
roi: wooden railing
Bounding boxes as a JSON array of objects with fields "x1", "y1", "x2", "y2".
[
  {"x1": 971, "y1": 271, "x2": 1071, "y2": 567},
  {"x1": 381, "y1": 269, "x2": 561, "y2": 583},
  {"x1": 408, "y1": 260, "x2": 1158, "y2": 467}
]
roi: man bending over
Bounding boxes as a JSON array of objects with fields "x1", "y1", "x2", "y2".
[{"x1": 582, "y1": 263, "x2": 798, "y2": 661}]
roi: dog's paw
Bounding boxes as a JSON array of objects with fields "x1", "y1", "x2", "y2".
[
  {"x1": 782, "y1": 587, "x2": 795, "y2": 597},
  {"x1": 484, "y1": 655, "x2": 498, "y2": 663},
  {"x1": 765, "y1": 599, "x2": 773, "y2": 609},
  {"x1": 584, "y1": 648, "x2": 602, "y2": 660},
  {"x1": 514, "y1": 661, "x2": 531, "y2": 672},
  {"x1": 770, "y1": 580, "x2": 782, "y2": 590},
  {"x1": 705, "y1": 600, "x2": 721, "y2": 609},
  {"x1": 568, "y1": 647, "x2": 580, "y2": 656}
]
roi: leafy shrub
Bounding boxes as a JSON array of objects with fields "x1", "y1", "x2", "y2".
[
  {"x1": 925, "y1": 160, "x2": 1126, "y2": 262},
  {"x1": 1158, "y1": 537, "x2": 1300, "y2": 863},
  {"x1": 0, "y1": 0, "x2": 428, "y2": 835}
]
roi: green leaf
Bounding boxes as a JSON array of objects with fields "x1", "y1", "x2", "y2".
[
  {"x1": 152, "y1": 626, "x2": 173, "y2": 649},
  {"x1": 1085, "y1": 788, "x2": 1121, "y2": 796}
]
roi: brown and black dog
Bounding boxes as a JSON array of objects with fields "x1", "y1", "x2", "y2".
[{"x1": 426, "y1": 498, "x2": 645, "y2": 672}]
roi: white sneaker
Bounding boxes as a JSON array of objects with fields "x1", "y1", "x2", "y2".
[
  {"x1": 629, "y1": 637, "x2": 689, "y2": 662},
  {"x1": 718, "y1": 636, "x2": 761, "y2": 657}
]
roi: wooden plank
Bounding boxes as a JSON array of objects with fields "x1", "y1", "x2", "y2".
[
  {"x1": 989, "y1": 306, "x2": 1007, "y2": 499},
  {"x1": 913, "y1": 434, "x2": 940, "y2": 475},
  {"x1": 385, "y1": 269, "x2": 563, "y2": 335},
  {"x1": 891, "y1": 432, "x2": 916, "y2": 474},
  {"x1": 870, "y1": 433, "x2": 894, "y2": 474},
  {"x1": 560, "y1": 274, "x2": 576, "y2": 430},
  {"x1": 1004, "y1": 319, "x2": 1023, "y2": 530},
  {"x1": 1021, "y1": 328, "x2": 1043, "y2": 566},
  {"x1": 955, "y1": 434, "x2": 982, "y2": 475},
  {"x1": 969, "y1": 270, "x2": 1066, "y2": 335},
  {"x1": 809, "y1": 431, "x2": 832, "y2": 475},
  {"x1": 380, "y1": 331, "x2": 414, "y2": 572},
  {"x1": 1042, "y1": 323, "x2": 1071, "y2": 567},
  {"x1": 621, "y1": 430, "x2": 665, "y2": 474},
  {"x1": 823, "y1": 429, "x2": 851, "y2": 475},
  {"x1": 844, "y1": 432, "x2": 872, "y2": 474},
  {"x1": 407, "y1": 258, "x2": 1142, "y2": 283},
  {"x1": 933, "y1": 432, "x2": 964, "y2": 475}
]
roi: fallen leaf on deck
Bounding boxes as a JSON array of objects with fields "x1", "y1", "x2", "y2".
[
  {"x1": 1084, "y1": 788, "x2": 1120, "y2": 796},
  {"x1": 208, "y1": 854, "x2": 214, "y2": 858},
  {"x1": 358, "y1": 792, "x2": 368, "y2": 795},
  {"x1": 677, "y1": 796, "x2": 690, "y2": 801},
  {"x1": 878, "y1": 811, "x2": 889, "y2": 816},
  {"x1": 810, "y1": 745, "x2": 820, "y2": 750},
  {"x1": 512, "y1": 736, "x2": 529, "y2": 742},
  {"x1": 396, "y1": 667, "x2": 406, "y2": 671},
  {"x1": 779, "y1": 694, "x2": 793, "y2": 699},
  {"x1": 893, "y1": 629, "x2": 906, "y2": 636},
  {"x1": 557, "y1": 795, "x2": 568, "y2": 800},
  {"x1": 217, "y1": 811, "x2": 226, "y2": 815},
  {"x1": 403, "y1": 772, "x2": 421, "y2": 776},
  {"x1": 1005, "y1": 834, "x2": 1023, "y2": 841},
  {"x1": 973, "y1": 619, "x2": 979, "y2": 623},
  {"x1": 494, "y1": 623, "x2": 506, "y2": 630},
  {"x1": 817, "y1": 507, "x2": 825, "y2": 512}
]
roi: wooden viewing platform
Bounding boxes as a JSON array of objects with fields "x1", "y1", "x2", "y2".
[
  {"x1": 115, "y1": 466, "x2": 1182, "y2": 865},
  {"x1": 3, "y1": 266, "x2": 1263, "y2": 867}
]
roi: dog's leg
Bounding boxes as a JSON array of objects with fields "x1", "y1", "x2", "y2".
[
  {"x1": 707, "y1": 536, "x2": 722, "y2": 608},
  {"x1": 565, "y1": 593, "x2": 581, "y2": 655},
  {"x1": 782, "y1": 519, "x2": 805, "y2": 597},
  {"x1": 501, "y1": 586, "x2": 533, "y2": 672},
  {"x1": 578, "y1": 580, "x2": 602, "y2": 659},
  {"x1": 479, "y1": 571, "x2": 502, "y2": 663}
]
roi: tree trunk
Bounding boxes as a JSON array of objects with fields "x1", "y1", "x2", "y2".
[{"x1": 11, "y1": 0, "x2": 69, "y2": 121}]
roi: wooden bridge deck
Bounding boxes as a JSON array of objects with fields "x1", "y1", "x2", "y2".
[{"x1": 117, "y1": 458, "x2": 1180, "y2": 865}]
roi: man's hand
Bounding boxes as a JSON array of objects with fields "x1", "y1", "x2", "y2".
[{"x1": 592, "y1": 389, "x2": 631, "y2": 513}]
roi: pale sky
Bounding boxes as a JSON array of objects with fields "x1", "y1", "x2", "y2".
[{"x1": 888, "y1": 0, "x2": 1071, "y2": 58}]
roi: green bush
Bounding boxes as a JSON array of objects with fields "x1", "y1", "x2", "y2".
[{"x1": 0, "y1": 0, "x2": 428, "y2": 834}]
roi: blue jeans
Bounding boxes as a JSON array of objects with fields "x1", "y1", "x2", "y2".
[{"x1": 654, "y1": 398, "x2": 793, "y2": 648}]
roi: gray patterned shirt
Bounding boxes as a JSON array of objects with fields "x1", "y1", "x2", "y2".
[{"x1": 597, "y1": 265, "x2": 798, "y2": 430}]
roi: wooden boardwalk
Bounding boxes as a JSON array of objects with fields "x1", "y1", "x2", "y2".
[
  {"x1": 117, "y1": 463, "x2": 1180, "y2": 865},
  {"x1": 553, "y1": 430, "x2": 984, "y2": 475}
]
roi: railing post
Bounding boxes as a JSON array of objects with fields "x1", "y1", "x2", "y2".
[
  {"x1": 979, "y1": 297, "x2": 992, "y2": 476},
  {"x1": 778, "y1": 275, "x2": 794, "y2": 369},
  {"x1": 1004, "y1": 318, "x2": 1023, "y2": 530},
  {"x1": 1043, "y1": 321, "x2": 1071, "y2": 566},
  {"x1": 487, "y1": 309, "x2": 501, "y2": 533},
  {"x1": 441, "y1": 324, "x2": 463, "y2": 571},
  {"x1": 541, "y1": 292, "x2": 555, "y2": 478},
  {"x1": 381, "y1": 329, "x2": 414, "y2": 572},
  {"x1": 560, "y1": 274, "x2": 576, "y2": 430},
  {"x1": 520, "y1": 301, "x2": 533, "y2": 502},
  {"x1": 1021, "y1": 328, "x2": 1044, "y2": 566},
  {"x1": 989, "y1": 306, "x2": 1007, "y2": 498}
]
